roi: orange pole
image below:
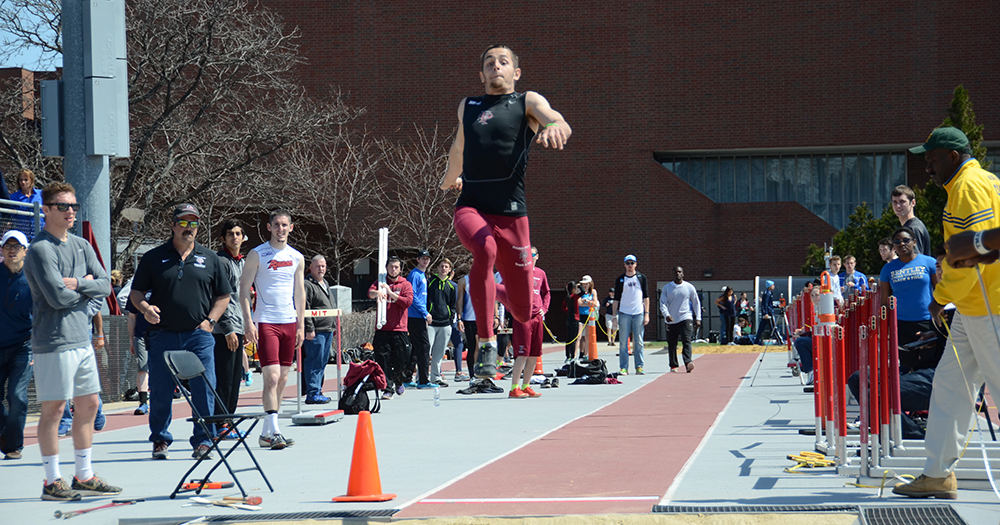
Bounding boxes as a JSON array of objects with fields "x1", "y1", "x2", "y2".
[{"x1": 587, "y1": 321, "x2": 598, "y2": 361}]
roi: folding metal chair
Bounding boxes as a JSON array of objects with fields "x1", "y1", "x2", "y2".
[{"x1": 163, "y1": 350, "x2": 274, "y2": 499}]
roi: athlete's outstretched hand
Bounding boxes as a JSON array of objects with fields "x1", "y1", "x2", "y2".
[
  {"x1": 946, "y1": 229, "x2": 1000, "y2": 268},
  {"x1": 535, "y1": 124, "x2": 569, "y2": 150}
]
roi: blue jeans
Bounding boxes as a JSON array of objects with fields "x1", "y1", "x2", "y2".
[
  {"x1": 617, "y1": 312, "x2": 645, "y2": 371},
  {"x1": 451, "y1": 321, "x2": 464, "y2": 373},
  {"x1": 60, "y1": 396, "x2": 105, "y2": 432},
  {"x1": 303, "y1": 331, "x2": 333, "y2": 396},
  {"x1": 794, "y1": 336, "x2": 813, "y2": 373},
  {"x1": 148, "y1": 329, "x2": 215, "y2": 448},
  {"x1": 0, "y1": 340, "x2": 32, "y2": 453}
]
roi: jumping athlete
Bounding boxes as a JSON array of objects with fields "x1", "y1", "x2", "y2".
[
  {"x1": 240, "y1": 209, "x2": 305, "y2": 450},
  {"x1": 440, "y1": 44, "x2": 572, "y2": 378}
]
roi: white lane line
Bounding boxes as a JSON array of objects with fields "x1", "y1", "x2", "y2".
[
  {"x1": 419, "y1": 496, "x2": 661, "y2": 504},
  {"x1": 659, "y1": 354, "x2": 757, "y2": 505},
  {"x1": 396, "y1": 375, "x2": 663, "y2": 510}
]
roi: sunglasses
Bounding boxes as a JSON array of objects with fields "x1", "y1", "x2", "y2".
[
  {"x1": 892, "y1": 238, "x2": 913, "y2": 245},
  {"x1": 176, "y1": 220, "x2": 199, "y2": 229},
  {"x1": 531, "y1": 253, "x2": 539, "y2": 258},
  {"x1": 45, "y1": 202, "x2": 81, "y2": 212},
  {"x1": 625, "y1": 261, "x2": 636, "y2": 265},
  {"x1": 177, "y1": 257, "x2": 185, "y2": 280}
]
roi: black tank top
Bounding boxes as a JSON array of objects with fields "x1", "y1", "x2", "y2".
[{"x1": 455, "y1": 92, "x2": 536, "y2": 217}]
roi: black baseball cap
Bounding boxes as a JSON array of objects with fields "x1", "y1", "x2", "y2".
[
  {"x1": 172, "y1": 203, "x2": 201, "y2": 220},
  {"x1": 416, "y1": 249, "x2": 431, "y2": 258}
]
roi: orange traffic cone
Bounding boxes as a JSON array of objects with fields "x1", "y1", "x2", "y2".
[
  {"x1": 332, "y1": 411, "x2": 396, "y2": 502},
  {"x1": 533, "y1": 356, "x2": 544, "y2": 376},
  {"x1": 587, "y1": 322, "x2": 598, "y2": 360}
]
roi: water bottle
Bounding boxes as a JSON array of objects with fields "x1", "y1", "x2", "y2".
[{"x1": 433, "y1": 386, "x2": 440, "y2": 407}]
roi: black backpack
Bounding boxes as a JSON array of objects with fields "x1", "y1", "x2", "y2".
[
  {"x1": 569, "y1": 359, "x2": 609, "y2": 383},
  {"x1": 338, "y1": 373, "x2": 381, "y2": 414}
]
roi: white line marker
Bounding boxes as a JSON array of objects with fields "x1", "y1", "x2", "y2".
[{"x1": 419, "y1": 496, "x2": 660, "y2": 504}]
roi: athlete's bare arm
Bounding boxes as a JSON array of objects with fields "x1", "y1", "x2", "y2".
[
  {"x1": 240, "y1": 249, "x2": 260, "y2": 345},
  {"x1": 441, "y1": 99, "x2": 467, "y2": 191},
  {"x1": 294, "y1": 257, "x2": 306, "y2": 349},
  {"x1": 525, "y1": 91, "x2": 572, "y2": 150}
]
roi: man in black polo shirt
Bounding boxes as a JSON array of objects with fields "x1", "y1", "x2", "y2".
[{"x1": 130, "y1": 204, "x2": 232, "y2": 461}]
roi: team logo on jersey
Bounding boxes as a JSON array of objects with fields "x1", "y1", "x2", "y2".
[
  {"x1": 267, "y1": 259, "x2": 294, "y2": 271},
  {"x1": 193, "y1": 255, "x2": 207, "y2": 268},
  {"x1": 514, "y1": 245, "x2": 532, "y2": 267},
  {"x1": 476, "y1": 110, "x2": 494, "y2": 125}
]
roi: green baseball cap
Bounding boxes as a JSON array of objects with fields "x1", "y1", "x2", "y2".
[{"x1": 909, "y1": 127, "x2": 970, "y2": 155}]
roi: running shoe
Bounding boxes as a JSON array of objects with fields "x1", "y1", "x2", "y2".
[
  {"x1": 305, "y1": 394, "x2": 332, "y2": 404},
  {"x1": 93, "y1": 408, "x2": 106, "y2": 431},
  {"x1": 670, "y1": 367, "x2": 679, "y2": 373},
  {"x1": 259, "y1": 434, "x2": 288, "y2": 450},
  {"x1": 453, "y1": 371, "x2": 470, "y2": 382},
  {"x1": 71, "y1": 474, "x2": 122, "y2": 496},
  {"x1": 243, "y1": 372, "x2": 253, "y2": 386},
  {"x1": 416, "y1": 383, "x2": 435, "y2": 390},
  {"x1": 381, "y1": 390, "x2": 394, "y2": 400},
  {"x1": 134, "y1": 403, "x2": 149, "y2": 415},
  {"x1": 395, "y1": 383, "x2": 405, "y2": 396},
  {"x1": 636, "y1": 367, "x2": 645, "y2": 375},
  {"x1": 686, "y1": 361, "x2": 695, "y2": 373},
  {"x1": 42, "y1": 479, "x2": 81, "y2": 501},
  {"x1": 4, "y1": 450, "x2": 22, "y2": 460},
  {"x1": 474, "y1": 342, "x2": 498, "y2": 378},
  {"x1": 191, "y1": 445, "x2": 213, "y2": 460},
  {"x1": 619, "y1": 368, "x2": 628, "y2": 375},
  {"x1": 433, "y1": 379, "x2": 449, "y2": 387},
  {"x1": 57, "y1": 423, "x2": 71, "y2": 437},
  {"x1": 523, "y1": 386, "x2": 541, "y2": 398},
  {"x1": 152, "y1": 441, "x2": 169, "y2": 460},
  {"x1": 508, "y1": 387, "x2": 527, "y2": 399}
]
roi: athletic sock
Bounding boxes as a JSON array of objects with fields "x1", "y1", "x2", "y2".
[
  {"x1": 269, "y1": 412, "x2": 281, "y2": 436},
  {"x1": 138, "y1": 391, "x2": 148, "y2": 404},
  {"x1": 43, "y1": 455, "x2": 60, "y2": 485},
  {"x1": 74, "y1": 448, "x2": 93, "y2": 482},
  {"x1": 262, "y1": 410, "x2": 276, "y2": 436}
]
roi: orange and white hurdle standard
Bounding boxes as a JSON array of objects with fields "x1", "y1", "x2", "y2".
[{"x1": 786, "y1": 274, "x2": 901, "y2": 474}]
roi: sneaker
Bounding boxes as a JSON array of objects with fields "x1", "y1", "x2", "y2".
[
  {"x1": 4, "y1": 450, "x2": 22, "y2": 460},
  {"x1": 260, "y1": 433, "x2": 290, "y2": 450},
  {"x1": 523, "y1": 387, "x2": 541, "y2": 398},
  {"x1": 619, "y1": 368, "x2": 628, "y2": 375},
  {"x1": 243, "y1": 371, "x2": 253, "y2": 386},
  {"x1": 433, "y1": 379, "x2": 449, "y2": 387},
  {"x1": 416, "y1": 383, "x2": 435, "y2": 390},
  {"x1": 540, "y1": 378, "x2": 552, "y2": 389},
  {"x1": 550, "y1": 378, "x2": 559, "y2": 388},
  {"x1": 381, "y1": 390, "x2": 394, "y2": 400},
  {"x1": 93, "y1": 408, "x2": 106, "y2": 431},
  {"x1": 134, "y1": 403, "x2": 149, "y2": 415},
  {"x1": 404, "y1": 381, "x2": 418, "y2": 388},
  {"x1": 686, "y1": 361, "x2": 695, "y2": 373},
  {"x1": 474, "y1": 343, "x2": 498, "y2": 378},
  {"x1": 305, "y1": 394, "x2": 332, "y2": 404},
  {"x1": 71, "y1": 474, "x2": 122, "y2": 496},
  {"x1": 42, "y1": 478, "x2": 81, "y2": 501},
  {"x1": 636, "y1": 367, "x2": 645, "y2": 375},
  {"x1": 218, "y1": 426, "x2": 246, "y2": 440},
  {"x1": 508, "y1": 387, "x2": 527, "y2": 399},
  {"x1": 191, "y1": 444, "x2": 213, "y2": 460},
  {"x1": 670, "y1": 367, "x2": 679, "y2": 373},
  {"x1": 152, "y1": 441, "x2": 169, "y2": 460},
  {"x1": 58, "y1": 423, "x2": 71, "y2": 437},
  {"x1": 892, "y1": 473, "x2": 957, "y2": 499},
  {"x1": 453, "y1": 372, "x2": 470, "y2": 382},
  {"x1": 395, "y1": 383, "x2": 405, "y2": 396}
]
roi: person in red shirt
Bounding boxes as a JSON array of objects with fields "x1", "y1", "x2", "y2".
[{"x1": 368, "y1": 257, "x2": 414, "y2": 400}]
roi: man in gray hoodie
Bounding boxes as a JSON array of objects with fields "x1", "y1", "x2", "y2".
[{"x1": 24, "y1": 182, "x2": 120, "y2": 501}]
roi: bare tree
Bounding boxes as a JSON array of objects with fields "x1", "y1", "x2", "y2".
[
  {"x1": 0, "y1": 0, "x2": 60, "y2": 68},
  {"x1": 285, "y1": 128, "x2": 385, "y2": 284},
  {"x1": 0, "y1": 74, "x2": 61, "y2": 183},
  {"x1": 109, "y1": 0, "x2": 361, "y2": 268},
  {"x1": 378, "y1": 124, "x2": 469, "y2": 271}
]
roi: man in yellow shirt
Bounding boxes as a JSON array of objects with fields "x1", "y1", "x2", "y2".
[{"x1": 894, "y1": 127, "x2": 1000, "y2": 499}]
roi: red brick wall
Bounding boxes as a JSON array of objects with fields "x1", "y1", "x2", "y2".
[{"x1": 263, "y1": 1, "x2": 1000, "y2": 288}]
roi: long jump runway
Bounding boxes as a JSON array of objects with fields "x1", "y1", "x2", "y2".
[{"x1": 396, "y1": 352, "x2": 758, "y2": 518}]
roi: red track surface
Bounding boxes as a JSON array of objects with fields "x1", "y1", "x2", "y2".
[{"x1": 397, "y1": 353, "x2": 758, "y2": 517}]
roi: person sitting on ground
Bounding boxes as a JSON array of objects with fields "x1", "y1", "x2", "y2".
[{"x1": 791, "y1": 286, "x2": 822, "y2": 384}]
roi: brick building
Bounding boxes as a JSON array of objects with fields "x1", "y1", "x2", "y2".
[{"x1": 265, "y1": 1, "x2": 1000, "y2": 293}]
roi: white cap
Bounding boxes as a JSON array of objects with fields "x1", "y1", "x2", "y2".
[
  {"x1": 580, "y1": 275, "x2": 593, "y2": 284},
  {"x1": 2, "y1": 230, "x2": 28, "y2": 248}
]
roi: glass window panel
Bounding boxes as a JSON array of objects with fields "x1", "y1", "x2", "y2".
[
  {"x1": 690, "y1": 159, "x2": 703, "y2": 194},
  {"x1": 781, "y1": 157, "x2": 796, "y2": 201},
  {"x1": 720, "y1": 158, "x2": 735, "y2": 202},
  {"x1": 766, "y1": 156, "x2": 781, "y2": 201},
  {"x1": 735, "y1": 157, "x2": 750, "y2": 203},
  {"x1": 812, "y1": 203, "x2": 829, "y2": 225},
  {"x1": 662, "y1": 160, "x2": 674, "y2": 174},
  {"x1": 859, "y1": 154, "x2": 874, "y2": 207},
  {"x1": 828, "y1": 155, "x2": 843, "y2": 205},
  {"x1": 704, "y1": 158, "x2": 719, "y2": 201},
  {"x1": 876, "y1": 153, "x2": 893, "y2": 214},
  {"x1": 830, "y1": 203, "x2": 844, "y2": 230},
  {"x1": 892, "y1": 153, "x2": 906, "y2": 187},
  {"x1": 751, "y1": 157, "x2": 766, "y2": 201},
  {"x1": 843, "y1": 155, "x2": 858, "y2": 205},
  {"x1": 797, "y1": 157, "x2": 814, "y2": 204},
  {"x1": 814, "y1": 156, "x2": 828, "y2": 203}
]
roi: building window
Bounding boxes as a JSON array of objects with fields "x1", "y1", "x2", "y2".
[{"x1": 657, "y1": 151, "x2": 908, "y2": 230}]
